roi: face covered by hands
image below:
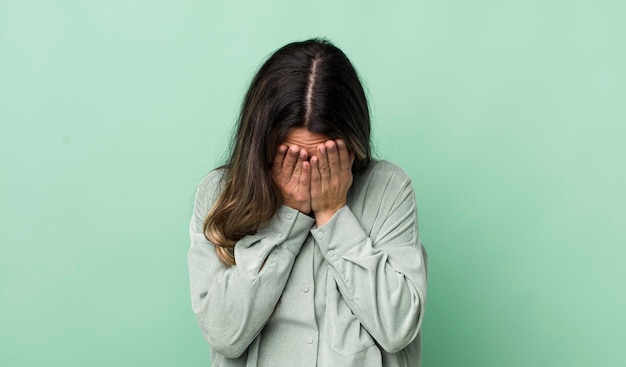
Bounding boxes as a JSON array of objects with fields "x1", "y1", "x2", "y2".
[{"x1": 271, "y1": 134, "x2": 355, "y2": 227}]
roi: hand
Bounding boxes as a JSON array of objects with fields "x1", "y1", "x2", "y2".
[
  {"x1": 271, "y1": 144, "x2": 311, "y2": 214},
  {"x1": 310, "y1": 139, "x2": 355, "y2": 226}
]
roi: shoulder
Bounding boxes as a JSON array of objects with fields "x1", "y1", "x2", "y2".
[
  {"x1": 196, "y1": 167, "x2": 228, "y2": 200},
  {"x1": 349, "y1": 159, "x2": 414, "y2": 205},
  {"x1": 358, "y1": 159, "x2": 413, "y2": 187}
]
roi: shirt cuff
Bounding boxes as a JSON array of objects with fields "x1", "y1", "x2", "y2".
[
  {"x1": 256, "y1": 205, "x2": 316, "y2": 255},
  {"x1": 310, "y1": 206, "x2": 369, "y2": 263}
]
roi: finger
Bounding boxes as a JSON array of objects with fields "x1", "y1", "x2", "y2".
[
  {"x1": 290, "y1": 149, "x2": 308, "y2": 182},
  {"x1": 336, "y1": 139, "x2": 351, "y2": 172},
  {"x1": 317, "y1": 144, "x2": 330, "y2": 179},
  {"x1": 281, "y1": 145, "x2": 300, "y2": 179},
  {"x1": 300, "y1": 161, "x2": 311, "y2": 190},
  {"x1": 325, "y1": 140, "x2": 340, "y2": 177},
  {"x1": 272, "y1": 145, "x2": 288, "y2": 175},
  {"x1": 310, "y1": 156, "x2": 321, "y2": 188}
]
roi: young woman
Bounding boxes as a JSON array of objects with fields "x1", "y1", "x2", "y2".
[{"x1": 187, "y1": 38, "x2": 428, "y2": 367}]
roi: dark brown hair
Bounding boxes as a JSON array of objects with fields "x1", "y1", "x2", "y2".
[{"x1": 204, "y1": 38, "x2": 371, "y2": 265}]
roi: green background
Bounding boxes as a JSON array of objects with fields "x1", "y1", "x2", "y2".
[{"x1": 1, "y1": 1, "x2": 624, "y2": 366}]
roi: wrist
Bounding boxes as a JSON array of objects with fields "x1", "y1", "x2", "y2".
[
  {"x1": 283, "y1": 200, "x2": 311, "y2": 215},
  {"x1": 313, "y1": 206, "x2": 342, "y2": 227}
]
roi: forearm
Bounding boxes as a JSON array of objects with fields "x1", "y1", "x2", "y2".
[
  {"x1": 188, "y1": 206, "x2": 315, "y2": 357},
  {"x1": 310, "y1": 205, "x2": 427, "y2": 353}
]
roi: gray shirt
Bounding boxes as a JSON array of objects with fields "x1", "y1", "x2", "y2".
[{"x1": 187, "y1": 160, "x2": 428, "y2": 367}]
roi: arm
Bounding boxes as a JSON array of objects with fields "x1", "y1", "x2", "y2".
[
  {"x1": 187, "y1": 172, "x2": 315, "y2": 358},
  {"x1": 310, "y1": 176, "x2": 428, "y2": 353}
]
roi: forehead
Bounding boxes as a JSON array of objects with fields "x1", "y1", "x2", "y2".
[{"x1": 282, "y1": 128, "x2": 330, "y2": 153}]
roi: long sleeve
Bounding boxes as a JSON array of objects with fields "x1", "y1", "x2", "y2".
[
  {"x1": 310, "y1": 175, "x2": 427, "y2": 354},
  {"x1": 187, "y1": 170, "x2": 315, "y2": 358}
]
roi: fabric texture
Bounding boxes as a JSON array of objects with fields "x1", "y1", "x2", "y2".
[{"x1": 187, "y1": 159, "x2": 428, "y2": 367}]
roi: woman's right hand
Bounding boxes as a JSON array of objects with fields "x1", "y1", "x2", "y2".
[{"x1": 271, "y1": 144, "x2": 311, "y2": 214}]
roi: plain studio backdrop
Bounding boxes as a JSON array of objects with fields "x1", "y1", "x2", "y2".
[{"x1": 1, "y1": 1, "x2": 624, "y2": 366}]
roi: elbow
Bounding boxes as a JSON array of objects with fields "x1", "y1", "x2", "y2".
[
  {"x1": 196, "y1": 317, "x2": 250, "y2": 358},
  {"x1": 193, "y1": 304, "x2": 251, "y2": 359},
  {"x1": 378, "y1": 332, "x2": 416, "y2": 354},
  {"x1": 191, "y1": 288, "x2": 258, "y2": 359},
  {"x1": 379, "y1": 283, "x2": 425, "y2": 353},
  {"x1": 376, "y1": 307, "x2": 422, "y2": 353},
  {"x1": 376, "y1": 325, "x2": 419, "y2": 353},
  {"x1": 206, "y1": 336, "x2": 248, "y2": 359}
]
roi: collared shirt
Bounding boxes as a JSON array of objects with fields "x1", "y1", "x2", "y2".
[{"x1": 187, "y1": 160, "x2": 428, "y2": 367}]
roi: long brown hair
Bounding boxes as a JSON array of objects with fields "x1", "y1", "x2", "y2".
[{"x1": 204, "y1": 38, "x2": 371, "y2": 266}]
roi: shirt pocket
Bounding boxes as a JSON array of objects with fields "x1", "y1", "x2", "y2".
[{"x1": 325, "y1": 276, "x2": 376, "y2": 356}]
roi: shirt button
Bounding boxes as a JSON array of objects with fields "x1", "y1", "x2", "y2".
[
  {"x1": 306, "y1": 336, "x2": 314, "y2": 344},
  {"x1": 318, "y1": 230, "x2": 325, "y2": 239},
  {"x1": 327, "y1": 250, "x2": 335, "y2": 257},
  {"x1": 302, "y1": 285, "x2": 310, "y2": 293},
  {"x1": 285, "y1": 213, "x2": 293, "y2": 220},
  {"x1": 276, "y1": 233, "x2": 283, "y2": 239}
]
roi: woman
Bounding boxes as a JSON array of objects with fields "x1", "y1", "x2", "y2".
[{"x1": 187, "y1": 38, "x2": 428, "y2": 367}]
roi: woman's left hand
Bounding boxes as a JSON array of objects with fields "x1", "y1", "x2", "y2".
[{"x1": 310, "y1": 139, "x2": 355, "y2": 226}]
